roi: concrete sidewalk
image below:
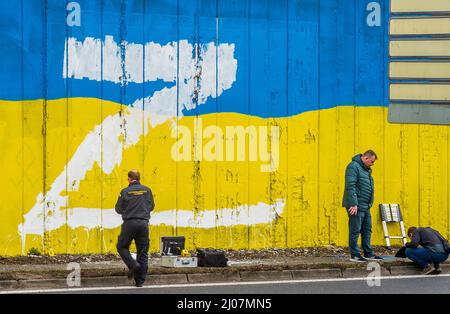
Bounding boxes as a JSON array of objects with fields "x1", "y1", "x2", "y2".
[{"x1": 1, "y1": 248, "x2": 449, "y2": 291}]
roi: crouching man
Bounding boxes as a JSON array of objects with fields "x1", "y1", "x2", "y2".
[
  {"x1": 115, "y1": 170, "x2": 155, "y2": 287},
  {"x1": 405, "y1": 226, "x2": 449, "y2": 275}
]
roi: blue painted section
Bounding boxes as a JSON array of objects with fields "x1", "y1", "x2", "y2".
[{"x1": 0, "y1": 0, "x2": 389, "y2": 117}]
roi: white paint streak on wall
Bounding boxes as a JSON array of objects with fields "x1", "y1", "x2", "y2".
[
  {"x1": 153, "y1": 199, "x2": 285, "y2": 228},
  {"x1": 62, "y1": 36, "x2": 239, "y2": 86},
  {"x1": 19, "y1": 36, "x2": 238, "y2": 252},
  {"x1": 25, "y1": 199, "x2": 285, "y2": 231}
]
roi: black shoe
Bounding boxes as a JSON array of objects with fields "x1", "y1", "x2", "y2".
[
  {"x1": 127, "y1": 262, "x2": 140, "y2": 280},
  {"x1": 350, "y1": 255, "x2": 368, "y2": 262},
  {"x1": 135, "y1": 282, "x2": 144, "y2": 287},
  {"x1": 364, "y1": 255, "x2": 383, "y2": 261}
]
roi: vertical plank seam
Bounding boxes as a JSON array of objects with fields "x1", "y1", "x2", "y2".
[
  {"x1": 20, "y1": 0, "x2": 25, "y2": 255},
  {"x1": 42, "y1": 0, "x2": 48, "y2": 253},
  {"x1": 100, "y1": 0, "x2": 105, "y2": 254},
  {"x1": 285, "y1": 0, "x2": 289, "y2": 248},
  {"x1": 215, "y1": 0, "x2": 219, "y2": 249},
  {"x1": 175, "y1": 0, "x2": 180, "y2": 238}
]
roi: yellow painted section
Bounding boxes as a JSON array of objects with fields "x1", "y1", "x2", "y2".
[
  {"x1": 390, "y1": 18, "x2": 450, "y2": 35},
  {"x1": 1, "y1": 98, "x2": 450, "y2": 255},
  {"x1": 390, "y1": 40, "x2": 450, "y2": 57},
  {"x1": 390, "y1": 84, "x2": 450, "y2": 101},
  {"x1": 391, "y1": 0, "x2": 450, "y2": 13},
  {"x1": 390, "y1": 62, "x2": 450, "y2": 79}
]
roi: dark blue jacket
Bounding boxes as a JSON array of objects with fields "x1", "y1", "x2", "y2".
[
  {"x1": 406, "y1": 227, "x2": 450, "y2": 254},
  {"x1": 115, "y1": 181, "x2": 154, "y2": 221},
  {"x1": 342, "y1": 154, "x2": 374, "y2": 211}
]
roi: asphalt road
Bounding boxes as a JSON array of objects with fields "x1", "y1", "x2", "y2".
[{"x1": 19, "y1": 274, "x2": 450, "y2": 294}]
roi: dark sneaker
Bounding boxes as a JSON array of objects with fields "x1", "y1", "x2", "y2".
[
  {"x1": 127, "y1": 262, "x2": 141, "y2": 280},
  {"x1": 135, "y1": 282, "x2": 144, "y2": 287},
  {"x1": 350, "y1": 255, "x2": 368, "y2": 262},
  {"x1": 421, "y1": 265, "x2": 434, "y2": 275},
  {"x1": 365, "y1": 255, "x2": 383, "y2": 261},
  {"x1": 432, "y1": 263, "x2": 442, "y2": 275}
]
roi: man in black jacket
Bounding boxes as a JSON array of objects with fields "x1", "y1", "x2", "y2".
[
  {"x1": 405, "y1": 226, "x2": 449, "y2": 275},
  {"x1": 115, "y1": 170, "x2": 154, "y2": 287}
]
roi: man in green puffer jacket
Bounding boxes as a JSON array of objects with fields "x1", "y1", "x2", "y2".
[{"x1": 342, "y1": 150, "x2": 383, "y2": 262}]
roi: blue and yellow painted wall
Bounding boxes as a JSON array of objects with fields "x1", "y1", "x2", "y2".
[{"x1": 1, "y1": 0, "x2": 449, "y2": 256}]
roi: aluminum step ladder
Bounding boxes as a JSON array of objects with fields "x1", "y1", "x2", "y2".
[{"x1": 379, "y1": 204, "x2": 407, "y2": 249}]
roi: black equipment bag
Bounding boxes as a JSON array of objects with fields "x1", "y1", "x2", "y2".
[{"x1": 196, "y1": 248, "x2": 228, "y2": 267}]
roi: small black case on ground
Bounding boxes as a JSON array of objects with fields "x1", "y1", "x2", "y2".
[{"x1": 196, "y1": 248, "x2": 228, "y2": 267}]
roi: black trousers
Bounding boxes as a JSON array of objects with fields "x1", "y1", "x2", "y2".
[{"x1": 116, "y1": 219, "x2": 149, "y2": 284}]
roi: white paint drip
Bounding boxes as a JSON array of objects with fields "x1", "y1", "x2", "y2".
[{"x1": 19, "y1": 36, "x2": 241, "y2": 252}]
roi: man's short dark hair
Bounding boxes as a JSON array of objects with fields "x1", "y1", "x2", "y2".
[
  {"x1": 407, "y1": 226, "x2": 417, "y2": 236},
  {"x1": 128, "y1": 170, "x2": 140, "y2": 181},
  {"x1": 363, "y1": 150, "x2": 378, "y2": 160}
]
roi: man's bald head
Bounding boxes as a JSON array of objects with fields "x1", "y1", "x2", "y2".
[{"x1": 128, "y1": 170, "x2": 140, "y2": 182}]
